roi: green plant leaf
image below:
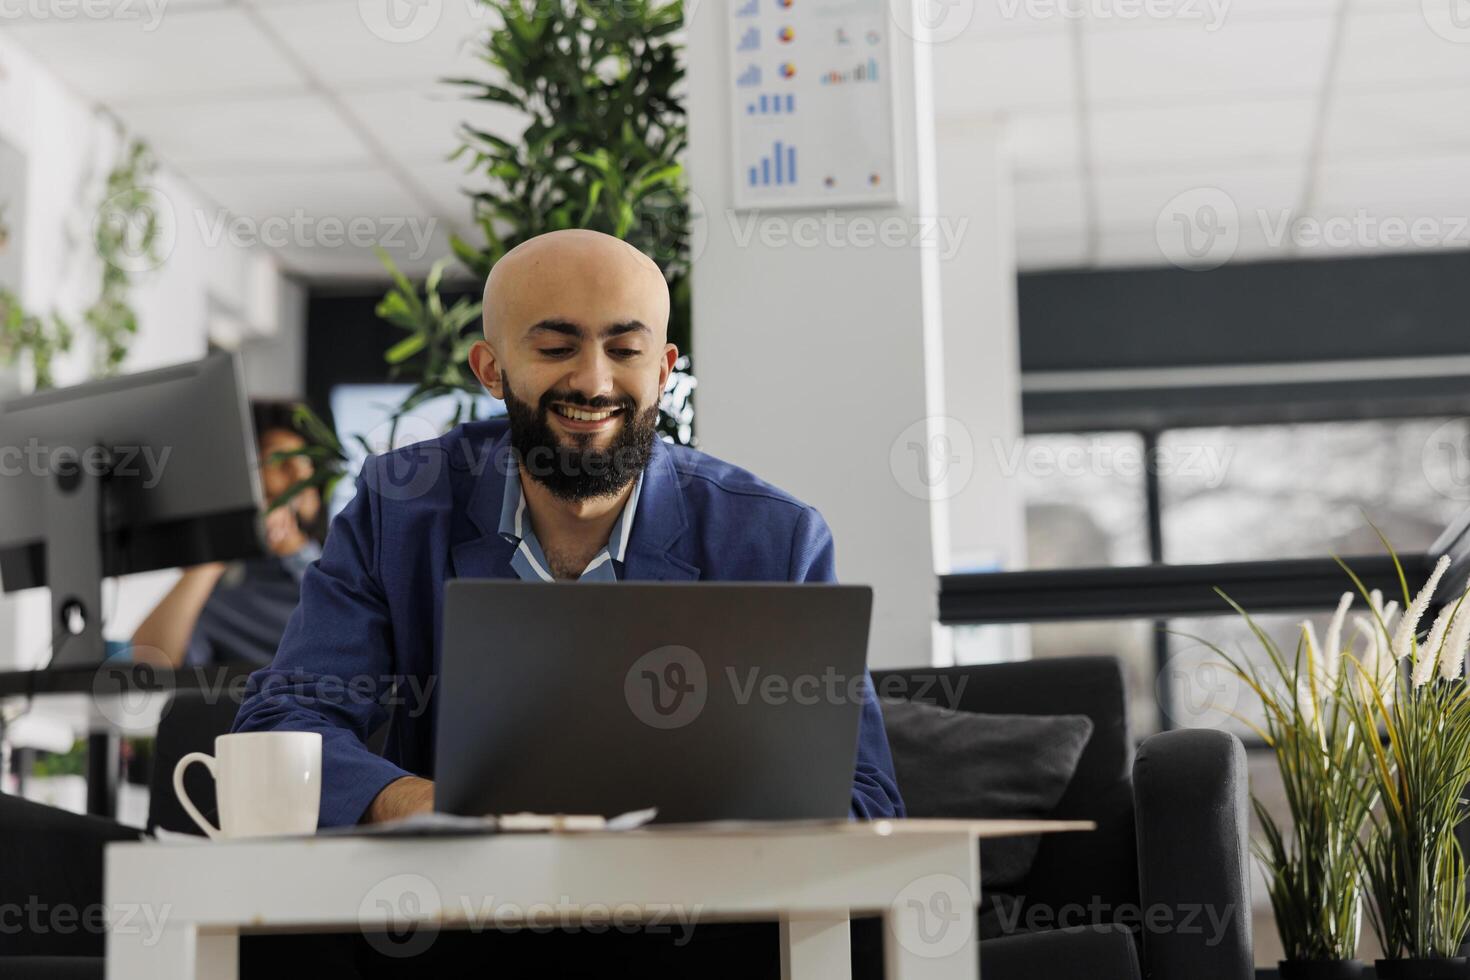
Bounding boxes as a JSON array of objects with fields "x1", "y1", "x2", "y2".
[{"x1": 384, "y1": 333, "x2": 428, "y2": 364}]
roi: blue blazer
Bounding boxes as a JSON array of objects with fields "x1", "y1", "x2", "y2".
[{"x1": 233, "y1": 420, "x2": 905, "y2": 827}]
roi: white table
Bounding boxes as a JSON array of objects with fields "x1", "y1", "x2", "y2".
[{"x1": 105, "y1": 818, "x2": 1092, "y2": 980}]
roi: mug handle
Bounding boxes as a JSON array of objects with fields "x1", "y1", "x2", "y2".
[{"x1": 172, "y1": 751, "x2": 222, "y2": 840}]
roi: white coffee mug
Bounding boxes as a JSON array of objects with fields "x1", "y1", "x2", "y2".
[{"x1": 173, "y1": 731, "x2": 322, "y2": 839}]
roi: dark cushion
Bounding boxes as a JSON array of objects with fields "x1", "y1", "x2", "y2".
[
  {"x1": 879, "y1": 697, "x2": 1093, "y2": 889},
  {"x1": 873, "y1": 659, "x2": 1139, "y2": 917}
]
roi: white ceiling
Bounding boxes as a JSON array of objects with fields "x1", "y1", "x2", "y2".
[
  {"x1": 7, "y1": 0, "x2": 1470, "y2": 276},
  {"x1": 940, "y1": 0, "x2": 1470, "y2": 269},
  {"x1": 5, "y1": 0, "x2": 520, "y2": 278}
]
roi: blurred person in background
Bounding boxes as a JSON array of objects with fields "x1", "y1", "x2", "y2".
[{"x1": 130, "y1": 402, "x2": 324, "y2": 670}]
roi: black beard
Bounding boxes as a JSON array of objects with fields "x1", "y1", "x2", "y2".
[{"x1": 502, "y1": 375, "x2": 659, "y2": 501}]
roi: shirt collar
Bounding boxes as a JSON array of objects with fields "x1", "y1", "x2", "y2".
[{"x1": 497, "y1": 462, "x2": 644, "y2": 565}]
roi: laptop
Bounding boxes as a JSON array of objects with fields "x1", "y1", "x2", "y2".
[{"x1": 434, "y1": 581, "x2": 873, "y2": 824}]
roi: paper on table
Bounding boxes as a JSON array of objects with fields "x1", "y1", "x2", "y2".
[
  {"x1": 314, "y1": 806, "x2": 660, "y2": 838},
  {"x1": 145, "y1": 808, "x2": 658, "y2": 842}
]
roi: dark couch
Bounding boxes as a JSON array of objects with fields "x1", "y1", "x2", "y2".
[{"x1": 873, "y1": 656, "x2": 1253, "y2": 980}]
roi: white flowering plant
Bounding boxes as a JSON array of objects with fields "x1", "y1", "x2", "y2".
[
  {"x1": 1339, "y1": 547, "x2": 1470, "y2": 961},
  {"x1": 1196, "y1": 587, "x2": 1379, "y2": 962}
]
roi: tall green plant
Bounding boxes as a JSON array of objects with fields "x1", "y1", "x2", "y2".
[
  {"x1": 0, "y1": 289, "x2": 72, "y2": 390},
  {"x1": 0, "y1": 140, "x2": 159, "y2": 389},
  {"x1": 82, "y1": 139, "x2": 161, "y2": 376},
  {"x1": 0, "y1": 201, "x2": 73, "y2": 389},
  {"x1": 273, "y1": 0, "x2": 698, "y2": 510},
  {"x1": 374, "y1": 249, "x2": 486, "y2": 444},
  {"x1": 1339, "y1": 547, "x2": 1470, "y2": 961},
  {"x1": 447, "y1": 0, "x2": 688, "y2": 320},
  {"x1": 445, "y1": 0, "x2": 695, "y2": 442},
  {"x1": 1197, "y1": 594, "x2": 1375, "y2": 961},
  {"x1": 260, "y1": 254, "x2": 480, "y2": 514}
]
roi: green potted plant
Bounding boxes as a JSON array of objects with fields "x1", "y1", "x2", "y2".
[
  {"x1": 1343, "y1": 550, "x2": 1470, "y2": 979},
  {"x1": 0, "y1": 139, "x2": 159, "y2": 391},
  {"x1": 373, "y1": 250, "x2": 486, "y2": 445},
  {"x1": 257, "y1": 251, "x2": 477, "y2": 514},
  {"x1": 0, "y1": 200, "x2": 72, "y2": 391},
  {"x1": 0, "y1": 287, "x2": 72, "y2": 391},
  {"x1": 445, "y1": 0, "x2": 695, "y2": 444},
  {"x1": 447, "y1": 0, "x2": 690, "y2": 347},
  {"x1": 83, "y1": 139, "x2": 162, "y2": 377},
  {"x1": 267, "y1": 0, "x2": 697, "y2": 510},
  {"x1": 1203, "y1": 590, "x2": 1378, "y2": 980}
]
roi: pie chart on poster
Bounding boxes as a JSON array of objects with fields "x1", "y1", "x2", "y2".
[{"x1": 726, "y1": 0, "x2": 897, "y2": 210}]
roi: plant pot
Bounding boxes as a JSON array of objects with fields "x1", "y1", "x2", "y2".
[
  {"x1": 1278, "y1": 960, "x2": 1365, "y2": 980},
  {"x1": 1374, "y1": 959, "x2": 1470, "y2": 980}
]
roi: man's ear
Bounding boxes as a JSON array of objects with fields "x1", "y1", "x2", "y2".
[
  {"x1": 468, "y1": 340, "x2": 504, "y2": 399},
  {"x1": 659, "y1": 343, "x2": 679, "y2": 393}
]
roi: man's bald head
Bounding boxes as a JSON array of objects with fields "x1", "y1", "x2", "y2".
[
  {"x1": 466, "y1": 229, "x2": 678, "y2": 500},
  {"x1": 482, "y1": 229, "x2": 670, "y2": 349}
]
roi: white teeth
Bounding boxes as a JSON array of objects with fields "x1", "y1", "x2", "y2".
[{"x1": 558, "y1": 406, "x2": 615, "y2": 422}]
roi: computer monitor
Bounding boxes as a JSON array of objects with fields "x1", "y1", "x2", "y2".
[
  {"x1": 0, "y1": 353, "x2": 263, "y2": 668},
  {"x1": 327, "y1": 383, "x2": 504, "y2": 520}
]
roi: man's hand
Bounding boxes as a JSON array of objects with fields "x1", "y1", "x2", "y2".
[
  {"x1": 365, "y1": 775, "x2": 435, "y2": 824},
  {"x1": 263, "y1": 504, "x2": 309, "y2": 557}
]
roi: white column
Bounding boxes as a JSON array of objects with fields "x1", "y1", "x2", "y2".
[
  {"x1": 686, "y1": 0, "x2": 945, "y2": 669},
  {"x1": 929, "y1": 119, "x2": 1028, "y2": 663},
  {"x1": 932, "y1": 120, "x2": 1025, "y2": 578}
]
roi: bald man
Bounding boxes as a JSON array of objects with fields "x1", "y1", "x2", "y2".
[{"x1": 234, "y1": 229, "x2": 903, "y2": 832}]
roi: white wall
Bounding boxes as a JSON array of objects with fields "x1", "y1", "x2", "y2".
[
  {"x1": 929, "y1": 119, "x2": 1029, "y2": 664},
  {"x1": 686, "y1": 3, "x2": 1029, "y2": 668},
  {"x1": 0, "y1": 36, "x2": 305, "y2": 670},
  {"x1": 687, "y1": 0, "x2": 945, "y2": 669},
  {"x1": 238, "y1": 275, "x2": 307, "y2": 400},
  {"x1": 932, "y1": 121, "x2": 1025, "y2": 576}
]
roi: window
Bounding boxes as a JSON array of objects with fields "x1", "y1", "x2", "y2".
[
  {"x1": 327, "y1": 384, "x2": 505, "y2": 518},
  {"x1": 1011, "y1": 416, "x2": 1467, "y2": 736},
  {"x1": 1160, "y1": 418, "x2": 1469, "y2": 564},
  {"x1": 1018, "y1": 432, "x2": 1151, "y2": 570}
]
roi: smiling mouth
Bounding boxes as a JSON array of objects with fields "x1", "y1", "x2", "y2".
[{"x1": 551, "y1": 403, "x2": 624, "y2": 423}]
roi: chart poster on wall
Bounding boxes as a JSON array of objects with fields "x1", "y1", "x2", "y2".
[{"x1": 727, "y1": 0, "x2": 899, "y2": 210}]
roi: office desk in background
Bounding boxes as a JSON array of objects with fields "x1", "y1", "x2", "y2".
[
  {"x1": 106, "y1": 819, "x2": 1094, "y2": 980},
  {"x1": 0, "y1": 663, "x2": 252, "y2": 816}
]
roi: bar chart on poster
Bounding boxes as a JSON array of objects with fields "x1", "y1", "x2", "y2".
[{"x1": 727, "y1": 0, "x2": 898, "y2": 210}]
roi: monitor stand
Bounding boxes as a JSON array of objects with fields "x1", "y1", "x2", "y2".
[{"x1": 42, "y1": 448, "x2": 110, "y2": 668}]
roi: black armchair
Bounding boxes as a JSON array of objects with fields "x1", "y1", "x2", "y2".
[{"x1": 872, "y1": 656, "x2": 1253, "y2": 980}]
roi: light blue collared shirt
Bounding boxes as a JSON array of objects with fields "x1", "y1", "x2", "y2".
[{"x1": 496, "y1": 464, "x2": 643, "y2": 582}]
